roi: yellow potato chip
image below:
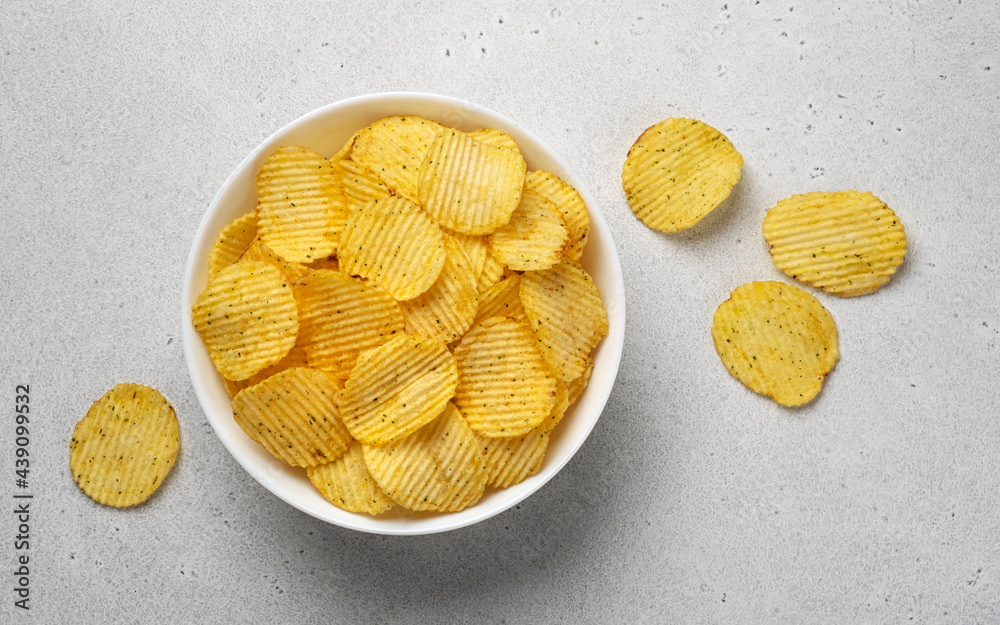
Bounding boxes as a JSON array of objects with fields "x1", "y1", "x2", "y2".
[
  {"x1": 332, "y1": 128, "x2": 363, "y2": 161},
  {"x1": 334, "y1": 158, "x2": 393, "y2": 214},
  {"x1": 399, "y1": 236, "x2": 479, "y2": 343},
  {"x1": 622, "y1": 117, "x2": 743, "y2": 232},
  {"x1": 191, "y1": 260, "x2": 298, "y2": 381},
  {"x1": 222, "y1": 345, "x2": 311, "y2": 399},
  {"x1": 336, "y1": 333, "x2": 459, "y2": 445},
  {"x1": 474, "y1": 378, "x2": 568, "y2": 488},
  {"x1": 349, "y1": 115, "x2": 444, "y2": 202},
  {"x1": 338, "y1": 196, "x2": 447, "y2": 301},
  {"x1": 468, "y1": 127, "x2": 520, "y2": 152},
  {"x1": 449, "y1": 231, "x2": 490, "y2": 282},
  {"x1": 474, "y1": 274, "x2": 527, "y2": 326},
  {"x1": 453, "y1": 316, "x2": 557, "y2": 437},
  {"x1": 418, "y1": 128, "x2": 527, "y2": 235},
  {"x1": 69, "y1": 383, "x2": 179, "y2": 507},
  {"x1": 525, "y1": 171, "x2": 590, "y2": 261},
  {"x1": 208, "y1": 211, "x2": 258, "y2": 274},
  {"x1": 362, "y1": 403, "x2": 486, "y2": 512},
  {"x1": 566, "y1": 356, "x2": 594, "y2": 407},
  {"x1": 256, "y1": 145, "x2": 348, "y2": 262},
  {"x1": 711, "y1": 281, "x2": 839, "y2": 407},
  {"x1": 231, "y1": 367, "x2": 353, "y2": 467},
  {"x1": 239, "y1": 238, "x2": 310, "y2": 284},
  {"x1": 762, "y1": 190, "x2": 908, "y2": 297},
  {"x1": 477, "y1": 251, "x2": 507, "y2": 294},
  {"x1": 488, "y1": 186, "x2": 569, "y2": 271},
  {"x1": 307, "y1": 441, "x2": 395, "y2": 515},
  {"x1": 293, "y1": 269, "x2": 405, "y2": 376},
  {"x1": 520, "y1": 260, "x2": 608, "y2": 383}
]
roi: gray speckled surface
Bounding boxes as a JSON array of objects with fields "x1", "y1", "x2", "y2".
[{"x1": 2, "y1": 1, "x2": 998, "y2": 623}]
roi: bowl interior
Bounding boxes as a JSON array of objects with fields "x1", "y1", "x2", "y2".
[{"x1": 182, "y1": 92, "x2": 625, "y2": 535}]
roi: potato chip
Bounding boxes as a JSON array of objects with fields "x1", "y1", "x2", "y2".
[
  {"x1": 332, "y1": 128, "x2": 363, "y2": 161},
  {"x1": 362, "y1": 403, "x2": 486, "y2": 512},
  {"x1": 334, "y1": 157, "x2": 393, "y2": 214},
  {"x1": 418, "y1": 128, "x2": 527, "y2": 234},
  {"x1": 520, "y1": 260, "x2": 609, "y2": 383},
  {"x1": 399, "y1": 236, "x2": 479, "y2": 343},
  {"x1": 449, "y1": 231, "x2": 490, "y2": 281},
  {"x1": 240, "y1": 238, "x2": 310, "y2": 284},
  {"x1": 488, "y1": 186, "x2": 569, "y2": 271},
  {"x1": 256, "y1": 145, "x2": 348, "y2": 262},
  {"x1": 525, "y1": 171, "x2": 590, "y2": 261},
  {"x1": 453, "y1": 316, "x2": 557, "y2": 437},
  {"x1": 69, "y1": 383, "x2": 179, "y2": 507},
  {"x1": 338, "y1": 196, "x2": 447, "y2": 301},
  {"x1": 232, "y1": 367, "x2": 353, "y2": 467},
  {"x1": 566, "y1": 356, "x2": 594, "y2": 406},
  {"x1": 293, "y1": 269, "x2": 405, "y2": 376},
  {"x1": 307, "y1": 441, "x2": 395, "y2": 515},
  {"x1": 711, "y1": 281, "x2": 839, "y2": 407},
  {"x1": 477, "y1": 251, "x2": 507, "y2": 294},
  {"x1": 622, "y1": 117, "x2": 743, "y2": 232},
  {"x1": 349, "y1": 116, "x2": 444, "y2": 202},
  {"x1": 474, "y1": 274, "x2": 527, "y2": 326},
  {"x1": 208, "y1": 211, "x2": 258, "y2": 274},
  {"x1": 762, "y1": 190, "x2": 908, "y2": 297},
  {"x1": 222, "y1": 345, "x2": 311, "y2": 399},
  {"x1": 475, "y1": 378, "x2": 568, "y2": 488},
  {"x1": 336, "y1": 333, "x2": 459, "y2": 445},
  {"x1": 468, "y1": 127, "x2": 520, "y2": 152},
  {"x1": 191, "y1": 260, "x2": 298, "y2": 381}
]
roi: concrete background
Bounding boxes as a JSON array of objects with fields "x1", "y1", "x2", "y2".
[{"x1": 1, "y1": 1, "x2": 998, "y2": 623}]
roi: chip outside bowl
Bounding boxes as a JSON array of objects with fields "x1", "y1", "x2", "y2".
[{"x1": 182, "y1": 92, "x2": 625, "y2": 535}]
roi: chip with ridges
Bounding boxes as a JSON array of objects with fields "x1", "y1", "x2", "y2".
[
  {"x1": 468, "y1": 128, "x2": 520, "y2": 152},
  {"x1": 711, "y1": 281, "x2": 839, "y2": 406},
  {"x1": 762, "y1": 190, "x2": 908, "y2": 297},
  {"x1": 191, "y1": 260, "x2": 298, "y2": 381},
  {"x1": 520, "y1": 260, "x2": 608, "y2": 383},
  {"x1": 622, "y1": 117, "x2": 743, "y2": 232},
  {"x1": 240, "y1": 238, "x2": 310, "y2": 284},
  {"x1": 208, "y1": 211, "x2": 258, "y2": 274},
  {"x1": 362, "y1": 403, "x2": 486, "y2": 512},
  {"x1": 418, "y1": 128, "x2": 527, "y2": 235},
  {"x1": 334, "y1": 158, "x2": 393, "y2": 214},
  {"x1": 293, "y1": 269, "x2": 405, "y2": 376},
  {"x1": 338, "y1": 196, "x2": 447, "y2": 301},
  {"x1": 232, "y1": 367, "x2": 353, "y2": 467},
  {"x1": 256, "y1": 145, "x2": 348, "y2": 262},
  {"x1": 399, "y1": 236, "x2": 479, "y2": 343},
  {"x1": 69, "y1": 383, "x2": 180, "y2": 507},
  {"x1": 474, "y1": 274, "x2": 527, "y2": 326},
  {"x1": 453, "y1": 316, "x2": 557, "y2": 437},
  {"x1": 222, "y1": 345, "x2": 311, "y2": 399},
  {"x1": 307, "y1": 441, "x2": 395, "y2": 515},
  {"x1": 336, "y1": 333, "x2": 459, "y2": 444},
  {"x1": 349, "y1": 115, "x2": 444, "y2": 202},
  {"x1": 488, "y1": 186, "x2": 569, "y2": 271},
  {"x1": 526, "y1": 171, "x2": 590, "y2": 261}
]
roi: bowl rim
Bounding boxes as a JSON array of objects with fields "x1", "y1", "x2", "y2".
[{"x1": 182, "y1": 91, "x2": 625, "y2": 535}]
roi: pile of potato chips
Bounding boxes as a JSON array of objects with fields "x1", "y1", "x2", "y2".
[
  {"x1": 622, "y1": 116, "x2": 907, "y2": 406},
  {"x1": 193, "y1": 116, "x2": 608, "y2": 515}
]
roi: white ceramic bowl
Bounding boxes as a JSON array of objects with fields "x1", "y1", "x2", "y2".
[{"x1": 182, "y1": 92, "x2": 625, "y2": 535}]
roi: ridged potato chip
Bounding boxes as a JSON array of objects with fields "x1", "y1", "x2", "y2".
[
  {"x1": 307, "y1": 441, "x2": 395, "y2": 515},
  {"x1": 191, "y1": 260, "x2": 298, "y2": 381},
  {"x1": 520, "y1": 261, "x2": 609, "y2": 383},
  {"x1": 488, "y1": 186, "x2": 569, "y2": 271},
  {"x1": 334, "y1": 158, "x2": 393, "y2": 214},
  {"x1": 478, "y1": 251, "x2": 507, "y2": 294},
  {"x1": 363, "y1": 403, "x2": 486, "y2": 512},
  {"x1": 222, "y1": 345, "x2": 311, "y2": 399},
  {"x1": 468, "y1": 127, "x2": 520, "y2": 152},
  {"x1": 240, "y1": 238, "x2": 310, "y2": 284},
  {"x1": 449, "y1": 231, "x2": 490, "y2": 282},
  {"x1": 349, "y1": 115, "x2": 444, "y2": 202},
  {"x1": 525, "y1": 171, "x2": 590, "y2": 261},
  {"x1": 293, "y1": 269, "x2": 405, "y2": 376},
  {"x1": 566, "y1": 356, "x2": 594, "y2": 407},
  {"x1": 208, "y1": 211, "x2": 258, "y2": 274},
  {"x1": 70, "y1": 383, "x2": 179, "y2": 507},
  {"x1": 622, "y1": 117, "x2": 743, "y2": 232},
  {"x1": 231, "y1": 367, "x2": 353, "y2": 467},
  {"x1": 418, "y1": 128, "x2": 527, "y2": 234},
  {"x1": 337, "y1": 333, "x2": 459, "y2": 445},
  {"x1": 711, "y1": 281, "x2": 839, "y2": 407},
  {"x1": 453, "y1": 316, "x2": 557, "y2": 437},
  {"x1": 338, "y1": 196, "x2": 447, "y2": 301},
  {"x1": 256, "y1": 145, "x2": 348, "y2": 262},
  {"x1": 399, "y1": 236, "x2": 479, "y2": 343},
  {"x1": 762, "y1": 190, "x2": 908, "y2": 297},
  {"x1": 474, "y1": 274, "x2": 527, "y2": 326}
]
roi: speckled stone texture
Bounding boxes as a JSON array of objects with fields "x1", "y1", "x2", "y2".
[{"x1": 1, "y1": 1, "x2": 998, "y2": 623}]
